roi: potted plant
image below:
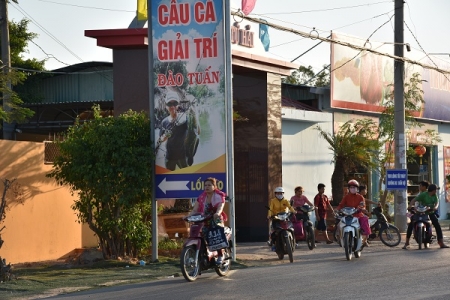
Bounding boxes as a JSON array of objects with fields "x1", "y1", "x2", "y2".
[{"x1": 158, "y1": 199, "x2": 193, "y2": 238}]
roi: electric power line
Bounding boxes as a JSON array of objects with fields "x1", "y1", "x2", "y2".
[
  {"x1": 404, "y1": 21, "x2": 450, "y2": 83},
  {"x1": 29, "y1": 40, "x2": 70, "y2": 66},
  {"x1": 36, "y1": 0, "x2": 135, "y2": 13},
  {"x1": 231, "y1": 10, "x2": 450, "y2": 77},
  {"x1": 11, "y1": 2, "x2": 84, "y2": 63},
  {"x1": 259, "y1": 1, "x2": 392, "y2": 15}
]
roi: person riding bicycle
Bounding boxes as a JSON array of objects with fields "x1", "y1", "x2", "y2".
[
  {"x1": 336, "y1": 179, "x2": 371, "y2": 248},
  {"x1": 267, "y1": 187, "x2": 295, "y2": 249}
]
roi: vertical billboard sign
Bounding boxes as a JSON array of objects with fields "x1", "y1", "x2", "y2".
[
  {"x1": 444, "y1": 146, "x2": 450, "y2": 203},
  {"x1": 152, "y1": 0, "x2": 227, "y2": 199}
]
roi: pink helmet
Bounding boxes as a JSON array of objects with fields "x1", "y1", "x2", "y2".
[{"x1": 348, "y1": 179, "x2": 359, "y2": 188}]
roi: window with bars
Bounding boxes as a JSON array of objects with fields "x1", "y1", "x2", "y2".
[{"x1": 44, "y1": 141, "x2": 61, "y2": 164}]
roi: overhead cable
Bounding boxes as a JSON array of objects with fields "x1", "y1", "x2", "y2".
[{"x1": 231, "y1": 10, "x2": 450, "y2": 76}]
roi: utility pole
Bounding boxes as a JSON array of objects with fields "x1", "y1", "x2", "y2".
[
  {"x1": 394, "y1": 0, "x2": 407, "y2": 232},
  {"x1": 0, "y1": 0, "x2": 13, "y2": 140}
]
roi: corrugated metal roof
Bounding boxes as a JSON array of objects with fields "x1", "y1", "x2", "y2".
[{"x1": 282, "y1": 97, "x2": 321, "y2": 112}]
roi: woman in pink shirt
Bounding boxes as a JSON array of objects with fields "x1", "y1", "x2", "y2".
[{"x1": 290, "y1": 186, "x2": 314, "y2": 208}]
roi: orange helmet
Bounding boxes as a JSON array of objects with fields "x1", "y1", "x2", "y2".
[{"x1": 348, "y1": 179, "x2": 359, "y2": 188}]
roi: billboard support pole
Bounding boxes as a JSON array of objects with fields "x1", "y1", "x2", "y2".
[
  {"x1": 224, "y1": 0, "x2": 236, "y2": 261},
  {"x1": 147, "y1": 0, "x2": 158, "y2": 262}
]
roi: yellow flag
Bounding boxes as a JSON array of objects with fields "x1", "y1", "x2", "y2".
[{"x1": 137, "y1": 0, "x2": 148, "y2": 21}]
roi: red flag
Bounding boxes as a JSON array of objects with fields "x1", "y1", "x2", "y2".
[{"x1": 242, "y1": 0, "x2": 257, "y2": 15}]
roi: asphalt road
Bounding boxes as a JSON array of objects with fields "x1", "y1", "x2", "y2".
[{"x1": 45, "y1": 234, "x2": 450, "y2": 300}]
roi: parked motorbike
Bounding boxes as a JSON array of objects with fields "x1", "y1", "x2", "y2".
[
  {"x1": 292, "y1": 205, "x2": 315, "y2": 250},
  {"x1": 409, "y1": 203, "x2": 433, "y2": 250},
  {"x1": 368, "y1": 206, "x2": 401, "y2": 247},
  {"x1": 180, "y1": 214, "x2": 232, "y2": 282},
  {"x1": 338, "y1": 207, "x2": 362, "y2": 261},
  {"x1": 269, "y1": 211, "x2": 295, "y2": 263}
]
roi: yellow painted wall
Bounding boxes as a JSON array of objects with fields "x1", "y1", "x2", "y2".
[{"x1": 0, "y1": 140, "x2": 97, "y2": 263}]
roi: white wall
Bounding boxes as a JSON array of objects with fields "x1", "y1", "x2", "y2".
[{"x1": 281, "y1": 108, "x2": 334, "y2": 208}]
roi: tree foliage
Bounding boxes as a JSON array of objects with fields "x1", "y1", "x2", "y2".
[
  {"x1": 47, "y1": 107, "x2": 154, "y2": 258},
  {"x1": 316, "y1": 119, "x2": 380, "y2": 205},
  {"x1": 1, "y1": 18, "x2": 46, "y2": 124},
  {"x1": 316, "y1": 72, "x2": 441, "y2": 209},
  {"x1": 283, "y1": 65, "x2": 330, "y2": 87},
  {"x1": 0, "y1": 71, "x2": 34, "y2": 127}
]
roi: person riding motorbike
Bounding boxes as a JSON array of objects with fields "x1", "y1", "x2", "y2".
[
  {"x1": 186, "y1": 177, "x2": 228, "y2": 264},
  {"x1": 336, "y1": 180, "x2": 371, "y2": 248},
  {"x1": 403, "y1": 184, "x2": 449, "y2": 249},
  {"x1": 267, "y1": 187, "x2": 296, "y2": 249}
]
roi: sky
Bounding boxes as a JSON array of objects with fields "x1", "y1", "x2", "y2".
[{"x1": 8, "y1": 0, "x2": 450, "y2": 72}]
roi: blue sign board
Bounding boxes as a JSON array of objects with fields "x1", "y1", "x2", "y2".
[
  {"x1": 155, "y1": 173, "x2": 227, "y2": 199},
  {"x1": 386, "y1": 169, "x2": 408, "y2": 191}
]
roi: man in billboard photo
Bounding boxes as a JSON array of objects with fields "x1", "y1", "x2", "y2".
[{"x1": 159, "y1": 90, "x2": 200, "y2": 171}]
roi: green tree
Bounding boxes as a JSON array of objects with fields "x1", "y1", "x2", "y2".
[
  {"x1": 283, "y1": 65, "x2": 330, "y2": 87},
  {"x1": 1, "y1": 17, "x2": 45, "y2": 123},
  {"x1": 316, "y1": 119, "x2": 380, "y2": 205},
  {"x1": 375, "y1": 73, "x2": 441, "y2": 211},
  {"x1": 316, "y1": 72, "x2": 441, "y2": 209},
  {"x1": 47, "y1": 107, "x2": 154, "y2": 258}
]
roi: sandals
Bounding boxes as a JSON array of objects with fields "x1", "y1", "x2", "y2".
[
  {"x1": 402, "y1": 244, "x2": 409, "y2": 250},
  {"x1": 326, "y1": 240, "x2": 333, "y2": 244}
]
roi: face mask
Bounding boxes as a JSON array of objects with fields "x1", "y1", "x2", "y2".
[
  {"x1": 349, "y1": 187, "x2": 358, "y2": 194},
  {"x1": 276, "y1": 194, "x2": 284, "y2": 200}
]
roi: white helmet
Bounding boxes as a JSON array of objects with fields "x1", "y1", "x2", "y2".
[{"x1": 274, "y1": 187, "x2": 284, "y2": 193}]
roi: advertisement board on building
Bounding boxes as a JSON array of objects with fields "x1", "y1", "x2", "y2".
[
  {"x1": 330, "y1": 32, "x2": 450, "y2": 123},
  {"x1": 151, "y1": 0, "x2": 227, "y2": 199},
  {"x1": 444, "y1": 146, "x2": 450, "y2": 203}
]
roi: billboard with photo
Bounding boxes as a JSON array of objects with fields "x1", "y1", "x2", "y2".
[
  {"x1": 331, "y1": 32, "x2": 450, "y2": 122},
  {"x1": 151, "y1": 0, "x2": 227, "y2": 199}
]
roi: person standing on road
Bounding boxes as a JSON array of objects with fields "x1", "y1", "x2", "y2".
[{"x1": 314, "y1": 183, "x2": 334, "y2": 244}]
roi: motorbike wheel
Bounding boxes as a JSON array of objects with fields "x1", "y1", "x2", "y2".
[
  {"x1": 334, "y1": 226, "x2": 342, "y2": 246},
  {"x1": 354, "y1": 237, "x2": 361, "y2": 258},
  {"x1": 333, "y1": 225, "x2": 339, "y2": 242},
  {"x1": 307, "y1": 226, "x2": 315, "y2": 250},
  {"x1": 286, "y1": 234, "x2": 294, "y2": 263},
  {"x1": 180, "y1": 246, "x2": 199, "y2": 282},
  {"x1": 379, "y1": 224, "x2": 401, "y2": 247},
  {"x1": 343, "y1": 232, "x2": 353, "y2": 261},
  {"x1": 417, "y1": 227, "x2": 423, "y2": 250},
  {"x1": 276, "y1": 239, "x2": 284, "y2": 260},
  {"x1": 215, "y1": 247, "x2": 231, "y2": 276}
]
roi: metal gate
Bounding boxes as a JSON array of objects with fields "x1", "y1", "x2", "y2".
[{"x1": 234, "y1": 147, "x2": 269, "y2": 242}]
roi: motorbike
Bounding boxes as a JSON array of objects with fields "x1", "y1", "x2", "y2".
[
  {"x1": 269, "y1": 211, "x2": 295, "y2": 263},
  {"x1": 292, "y1": 205, "x2": 315, "y2": 250},
  {"x1": 409, "y1": 203, "x2": 433, "y2": 250},
  {"x1": 180, "y1": 214, "x2": 232, "y2": 282},
  {"x1": 338, "y1": 207, "x2": 363, "y2": 261},
  {"x1": 367, "y1": 206, "x2": 401, "y2": 247}
]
